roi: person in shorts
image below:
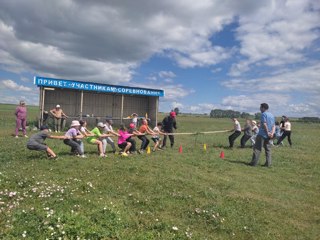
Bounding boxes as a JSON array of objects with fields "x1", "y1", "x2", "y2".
[
  {"x1": 27, "y1": 125, "x2": 66, "y2": 159},
  {"x1": 151, "y1": 122, "x2": 166, "y2": 152},
  {"x1": 87, "y1": 122, "x2": 113, "y2": 157},
  {"x1": 118, "y1": 124, "x2": 136, "y2": 156}
]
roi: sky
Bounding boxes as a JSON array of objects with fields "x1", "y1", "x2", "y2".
[{"x1": 0, "y1": 0, "x2": 319, "y2": 117}]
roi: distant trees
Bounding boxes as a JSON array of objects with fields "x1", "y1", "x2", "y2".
[
  {"x1": 209, "y1": 109, "x2": 253, "y2": 118},
  {"x1": 254, "y1": 112, "x2": 262, "y2": 120},
  {"x1": 298, "y1": 117, "x2": 320, "y2": 123}
]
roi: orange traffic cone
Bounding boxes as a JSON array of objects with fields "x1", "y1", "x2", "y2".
[
  {"x1": 147, "y1": 146, "x2": 151, "y2": 154},
  {"x1": 220, "y1": 151, "x2": 225, "y2": 159},
  {"x1": 179, "y1": 145, "x2": 183, "y2": 153}
]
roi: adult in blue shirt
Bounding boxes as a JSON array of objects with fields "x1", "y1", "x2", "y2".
[{"x1": 249, "y1": 103, "x2": 275, "y2": 167}]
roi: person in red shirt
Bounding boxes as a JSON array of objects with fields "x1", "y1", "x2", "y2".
[{"x1": 138, "y1": 119, "x2": 155, "y2": 153}]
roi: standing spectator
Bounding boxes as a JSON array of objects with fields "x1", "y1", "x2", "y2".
[
  {"x1": 138, "y1": 119, "x2": 155, "y2": 153},
  {"x1": 161, "y1": 111, "x2": 177, "y2": 148},
  {"x1": 277, "y1": 117, "x2": 292, "y2": 147},
  {"x1": 63, "y1": 120, "x2": 86, "y2": 158},
  {"x1": 27, "y1": 125, "x2": 66, "y2": 159},
  {"x1": 240, "y1": 119, "x2": 252, "y2": 148},
  {"x1": 50, "y1": 105, "x2": 68, "y2": 132},
  {"x1": 228, "y1": 118, "x2": 241, "y2": 148},
  {"x1": 131, "y1": 113, "x2": 139, "y2": 128},
  {"x1": 249, "y1": 103, "x2": 275, "y2": 167},
  {"x1": 102, "y1": 119, "x2": 119, "y2": 154},
  {"x1": 15, "y1": 100, "x2": 28, "y2": 138},
  {"x1": 250, "y1": 120, "x2": 259, "y2": 146}
]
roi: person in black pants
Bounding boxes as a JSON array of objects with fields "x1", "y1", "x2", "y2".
[
  {"x1": 240, "y1": 119, "x2": 252, "y2": 148},
  {"x1": 161, "y1": 111, "x2": 177, "y2": 148},
  {"x1": 228, "y1": 118, "x2": 241, "y2": 148},
  {"x1": 277, "y1": 117, "x2": 292, "y2": 146}
]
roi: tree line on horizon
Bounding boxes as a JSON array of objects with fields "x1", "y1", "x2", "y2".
[{"x1": 209, "y1": 109, "x2": 260, "y2": 119}]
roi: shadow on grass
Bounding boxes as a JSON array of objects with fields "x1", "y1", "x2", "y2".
[{"x1": 224, "y1": 158, "x2": 250, "y2": 166}]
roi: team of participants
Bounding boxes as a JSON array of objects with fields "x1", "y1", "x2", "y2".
[
  {"x1": 26, "y1": 111, "x2": 177, "y2": 159},
  {"x1": 18, "y1": 101, "x2": 292, "y2": 167}
]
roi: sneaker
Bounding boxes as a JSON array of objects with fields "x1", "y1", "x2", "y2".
[
  {"x1": 80, "y1": 155, "x2": 87, "y2": 158},
  {"x1": 99, "y1": 154, "x2": 105, "y2": 157},
  {"x1": 15, "y1": 136, "x2": 19, "y2": 138},
  {"x1": 137, "y1": 150, "x2": 143, "y2": 154},
  {"x1": 121, "y1": 152, "x2": 128, "y2": 157},
  {"x1": 24, "y1": 135, "x2": 28, "y2": 138}
]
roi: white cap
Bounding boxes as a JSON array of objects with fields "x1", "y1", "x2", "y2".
[
  {"x1": 70, "y1": 120, "x2": 80, "y2": 127},
  {"x1": 56, "y1": 104, "x2": 61, "y2": 108},
  {"x1": 97, "y1": 122, "x2": 105, "y2": 128}
]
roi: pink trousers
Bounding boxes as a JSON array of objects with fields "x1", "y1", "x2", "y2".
[{"x1": 15, "y1": 118, "x2": 27, "y2": 136}]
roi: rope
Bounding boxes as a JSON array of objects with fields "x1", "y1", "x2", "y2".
[{"x1": 166, "y1": 130, "x2": 230, "y2": 135}]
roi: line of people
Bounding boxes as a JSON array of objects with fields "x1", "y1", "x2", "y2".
[
  {"x1": 26, "y1": 111, "x2": 178, "y2": 159},
  {"x1": 228, "y1": 115, "x2": 292, "y2": 149}
]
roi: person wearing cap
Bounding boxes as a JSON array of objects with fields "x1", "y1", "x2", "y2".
[
  {"x1": 102, "y1": 119, "x2": 119, "y2": 154},
  {"x1": 27, "y1": 125, "x2": 67, "y2": 159},
  {"x1": 228, "y1": 118, "x2": 242, "y2": 148},
  {"x1": 249, "y1": 103, "x2": 275, "y2": 167},
  {"x1": 138, "y1": 119, "x2": 155, "y2": 153},
  {"x1": 14, "y1": 100, "x2": 28, "y2": 138},
  {"x1": 87, "y1": 122, "x2": 113, "y2": 157},
  {"x1": 63, "y1": 120, "x2": 86, "y2": 158},
  {"x1": 50, "y1": 104, "x2": 68, "y2": 132},
  {"x1": 250, "y1": 120, "x2": 259, "y2": 146},
  {"x1": 161, "y1": 111, "x2": 177, "y2": 148},
  {"x1": 240, "y1": 119, "x2": 252, "y2": 148}
]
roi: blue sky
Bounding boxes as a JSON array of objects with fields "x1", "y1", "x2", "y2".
[{"x1": 0, "y1": 0, "x2": 319, "y2": 117}]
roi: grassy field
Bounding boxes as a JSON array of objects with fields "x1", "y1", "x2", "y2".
[{"x1": 0, "y1": 103, "x2": 319, "y2": 239}]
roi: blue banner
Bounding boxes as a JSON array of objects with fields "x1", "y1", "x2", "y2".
[{"x1": 34, "y1": 76, "x2": 164, "y2": 97}]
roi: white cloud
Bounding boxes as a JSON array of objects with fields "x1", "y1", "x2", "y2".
[
  {"x1": 159, "y1": 71, "x2": 176, "y2": 78},
  {"x1": 223, "y1": 63, "x2": 320, "y2": 93},
  {"x1": 2, "y1": 79, "x2": 32, "y2": 91},
  {"x1": 230, "y1": 0, "x2": 320, "y2": 76}
]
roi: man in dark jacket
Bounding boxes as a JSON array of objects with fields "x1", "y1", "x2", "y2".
[{"x1": 161, "y1": 111, "x2": 177, "y2": 148}]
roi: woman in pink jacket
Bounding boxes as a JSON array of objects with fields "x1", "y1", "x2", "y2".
[{"x1": 15, "y1": 100, "x2": 28, "y2": 138}]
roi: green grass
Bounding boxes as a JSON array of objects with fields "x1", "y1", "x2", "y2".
[{"x1": 0, "y1": 103, "x2": 319, "y2": 239}]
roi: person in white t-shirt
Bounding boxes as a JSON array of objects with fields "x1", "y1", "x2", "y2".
[
  {"x1": 250, "y1": 120, "x2": 259, "y2": 146},
  {"x1": 277, "y1": 117, "x2": 292, "y2": 146},
  {"x1": 102, "y1": 119, "x2": 119, "y2": 154},
  {"x1": 151, "y1": 122, "x2": 166, "y2": 152},
  {"x1": 228, "y1": 118, "x2": 241, "y2": 148}
]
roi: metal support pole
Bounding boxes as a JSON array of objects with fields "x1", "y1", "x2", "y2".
[
  {"x1": 80, "y1": 90, "x2": 84, "y2": 120},
  {"x1": 155, "y1": 97, "x2": 159, "y2": 126},
  {"x1": 120, "y1": 94, "x2": 124, "y2": 124},
  {"x1": 38, "y1": 87, "x2": 43, "y2": 128}
]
